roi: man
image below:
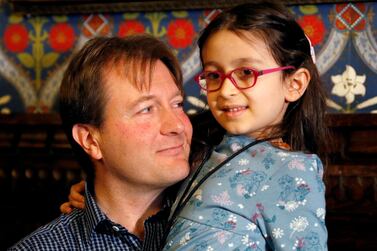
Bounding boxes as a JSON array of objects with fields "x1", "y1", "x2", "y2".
[{"x1": 9, "y1": 35, "x2": 192, "y2": 250}]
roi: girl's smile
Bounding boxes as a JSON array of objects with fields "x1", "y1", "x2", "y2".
[{"x1": 202, "y1": 29, "x2": 290, "y2": 138}]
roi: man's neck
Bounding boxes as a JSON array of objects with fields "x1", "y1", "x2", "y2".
[{"x1": 93, "y1": 178, "x2": 165, "y2": 240}]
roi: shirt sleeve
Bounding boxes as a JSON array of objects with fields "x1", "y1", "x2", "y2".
[{"x1": 255, "y1": 154, "x2": 328, "y2": 251}]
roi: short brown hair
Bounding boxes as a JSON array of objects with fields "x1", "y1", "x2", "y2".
[{"x1": 59, "y1": 34, "x2": 182, "y2": 180}]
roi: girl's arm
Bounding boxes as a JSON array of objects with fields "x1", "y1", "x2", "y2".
[{"x1": 59, "y1": 180, "x2": 86, "y2": 214}]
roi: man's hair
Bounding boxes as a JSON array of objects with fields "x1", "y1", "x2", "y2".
[{"x1": 59, "y1": 34, "x2": 183, "y2": 181}]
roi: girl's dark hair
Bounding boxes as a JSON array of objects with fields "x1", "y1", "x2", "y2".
[{"x1": 195, "y1": 2, "x2": 330, "y2": 159}]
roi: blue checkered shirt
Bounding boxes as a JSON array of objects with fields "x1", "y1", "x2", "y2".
[{"x1": 8, "y1": 183, "x2": 172, "y2": 250}]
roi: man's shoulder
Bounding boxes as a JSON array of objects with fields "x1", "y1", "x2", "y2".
[{"x1": 8, "y1": 209, "x2": 87, "y2": 250}]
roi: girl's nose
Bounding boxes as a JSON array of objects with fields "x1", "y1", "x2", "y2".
[{"x1": 218, "y1": 76, "x2": 239, "y2": 97}]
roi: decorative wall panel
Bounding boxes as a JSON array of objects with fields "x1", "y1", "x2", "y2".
[{"x1": 0, "y1": 2, "x2": 376, "y2": 114}]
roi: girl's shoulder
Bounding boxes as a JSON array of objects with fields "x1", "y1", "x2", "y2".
[{"x1": 259, "y1": 144, "x2": 324, "y2": 175}]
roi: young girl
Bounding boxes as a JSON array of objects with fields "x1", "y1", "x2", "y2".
[
  {"x1": 62, "y1": 2, "x2": 328, "y2": 250},
  {"x1": 162, "y1": 2, "x2": 328, "y2": 250}
]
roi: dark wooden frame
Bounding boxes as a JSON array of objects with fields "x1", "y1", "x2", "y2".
[{"x1": 8, "y1": 0, "x2": 374, "y2": 14}]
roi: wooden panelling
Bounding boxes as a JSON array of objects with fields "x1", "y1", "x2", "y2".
[{"x1": 0, "y1": 113, "x2": 376, "y2": 250}]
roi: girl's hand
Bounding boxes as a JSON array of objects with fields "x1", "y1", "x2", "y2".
[{"x1": 59, "y1": 180, "x2": 85, "y2": 214}]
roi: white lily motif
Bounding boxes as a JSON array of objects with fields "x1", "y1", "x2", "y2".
[{"x1": 331, "y1": 65, "x2": 366, "y2": 104}]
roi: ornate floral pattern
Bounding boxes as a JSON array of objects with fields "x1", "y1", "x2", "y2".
[
  {"x1": 3, "y1": 24, "x2": 29, "y2": 53},
  {"x1": 0, "y1": 3, "x2": 376, "y2": 113},
  {"x1": 49, "y1": 23, "x2": 75, "y2": 52},
  {"x1": 118, "y1": 20, "x2": 145, "y2": 37},
  {"x1": 164, "y1": 135, "x2": 327, "y2": 250},
  {"x1": 297, "y1": 15, "x2": 326, "y2": 46},
  {"x1": 167, "y1": 19, "x2": 195, "y2": 48}
]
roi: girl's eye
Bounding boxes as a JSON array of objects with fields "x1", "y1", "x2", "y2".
[
  {"x1": 206, "y1": 72, "x2": 221, "y2": 80},
  {"x1": 236, "y1": 68, "x2": 253, "y2": 77}
]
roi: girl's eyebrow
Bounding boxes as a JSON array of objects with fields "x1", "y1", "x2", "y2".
[
  {"x1": 203, "y1": 57, "x2": 263, "y2": 69},
  {"x1": 232, "y1": 57, "x2": 263, "y2": 65}
]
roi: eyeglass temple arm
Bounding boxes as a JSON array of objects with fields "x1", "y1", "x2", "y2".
[{"x1": 259, "y1": 66, "x2": 295, "y2": 75}]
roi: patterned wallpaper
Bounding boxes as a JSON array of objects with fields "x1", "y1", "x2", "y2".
[{"x1": 0, "y1": 2, "x2": 376, "y2": 114}]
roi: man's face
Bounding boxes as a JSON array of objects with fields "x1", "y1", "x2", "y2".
[{"x1": 94, "y1": 60, "x2": 192, "y2": 192}]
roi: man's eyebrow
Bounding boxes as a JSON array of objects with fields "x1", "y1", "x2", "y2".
[
  {"x1": 128, "y1": 90, "x2": 183, "y2": 108},
  {"x1": 128, "y1": 95, "x2": 155, "y2": 108}
]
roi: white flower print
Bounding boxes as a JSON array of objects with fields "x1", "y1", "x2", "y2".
[
  {"x1": 272, "y1": 228, "x2": 284, "y2": 239},
  {"x1": 214, "y1": 231, "x2": 231, "y2": 244},
  {"x1": 261, "y1": 185, "x2": 269, "y2": 191},
  {"x1": 206, "y1": 246, "x2": 214, "y2": 251},
  {"x1": 179, "y1": 232, "x2": 191, "y2": 246},
  {"x1": 194, "y1": 189, "x2": 202, "y2": 201},
  {"x1": 211, "y1": 191, "x2": 234, "y2": 206},
  {"x1": 241, "y1": 235, "x2": 256, "y2": 247},
  {"x1": 246, "y1": 223, "x2": 257, "y2": 231},
  {"x1": 228, "y1": 214, "x2": 237, "y2": 223},
  {"x1": 285, "y1": 201, "x2": 299, "y2": 212},
  {"x1": 295, "y1": 177, "x2": 306, "y2": 185},
  {"x1": 277, "y1": 151, "x2": 289, "y2": 157},
  {"x1": 290, "y1": 216, "x2": 309, "y2": 237},
  {"x1": 238, "y1": 158, "x2": 249, "y2": 165},
  {"x1": 288, "y1": 159, "x2": 306, "y2": 171},
  {"x1": 231, "y1": 143, "x2": 242, "y2": 152},
  {"x1": 316, "y1": 208, "x2": 326, "y2": 220},
  {"x1": 331, "y1": 65, "x2": 366, "y2": 104}
]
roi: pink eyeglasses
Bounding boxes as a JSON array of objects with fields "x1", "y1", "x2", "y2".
[{"x1": 195, "y1": 66, "x2": 295, "y2": 92}]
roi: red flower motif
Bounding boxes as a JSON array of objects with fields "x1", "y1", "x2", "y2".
[
  {"x1": 297, "y1": 15, "x2": 326, "y2": 46},
  {"x1": 49, "y1": 23, "x2": 75, "y2": 53},
  {"x1": 4, "y1": 24, "x2": 29, "y2": 53},
  {"x1": 335, "y1": 3, "x2": 366, "y2": 31},
  {"x1": 167, "y1": 19, "x2": 195, "y2": 49},
  {"x1": 118, "y1": 20, "x2": 145, "y2": 37}
]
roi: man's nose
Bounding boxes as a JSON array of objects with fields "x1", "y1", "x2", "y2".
[{"x1": 160, "y1": 109, "x2": 185, "y2": 135}]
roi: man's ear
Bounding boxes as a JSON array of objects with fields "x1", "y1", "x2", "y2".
[
  {"x1": 72, "y1": 124, "x2": 102, "y2": 160},
  {"x1": 285, "y1": 68, "x2": 310, "y2": 102}
]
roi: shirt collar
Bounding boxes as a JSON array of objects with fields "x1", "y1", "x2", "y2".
[
  {"x1": 83, "y1": 182, "x2": 109, "y2": 243},
  {"x1": 82, "y1": 181, "x2": 175, "y2": 244},
  {"x1": 215, "y1": 134, "x2": 257, "y2": 156}
]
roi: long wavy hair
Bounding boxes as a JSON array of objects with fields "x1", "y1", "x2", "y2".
[{"x1": 191, "y1": 2, "x2": 330, "y2": 163}]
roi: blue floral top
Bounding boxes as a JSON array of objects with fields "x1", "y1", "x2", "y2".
[{"x1": 163, "y1": 134, "x2": 327, "y2": 251}]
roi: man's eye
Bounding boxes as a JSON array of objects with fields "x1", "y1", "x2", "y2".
[
  {"x1": 173, "y1": 102, "x2": 184, "y2": 108},
  {"x1": 139, "y1": 106, "x2": 153, "y2": 114}
]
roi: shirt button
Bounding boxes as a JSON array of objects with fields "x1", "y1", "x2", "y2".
[{"x1": 112, "y1": 226, "x2": 120, "y2": 232}]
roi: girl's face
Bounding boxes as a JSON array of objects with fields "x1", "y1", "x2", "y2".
[{"x1": 202, "y1": 29, "x2": 291, "y2": 139}]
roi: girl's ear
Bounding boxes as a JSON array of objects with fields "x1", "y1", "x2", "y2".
[
  {"x1": 285, "y1": 68, "x2": 310, "y2": 102},
  {"x1": 72, "y1": 124, "x2": 103, "y2": 160}
]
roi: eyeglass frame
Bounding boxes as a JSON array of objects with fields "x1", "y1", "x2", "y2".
[{"x1": 195, "y1": 66, "x2": 295, "y2": 92}]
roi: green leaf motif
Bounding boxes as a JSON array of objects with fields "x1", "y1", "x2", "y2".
[
  {"x1": 172, "y1": 11, "x2": 188, "y2": 18},
  {"x1": 123, "y1": 13, "x2": 140, "y2": 20},
  {"x1": 17, "y1": 53, "x2": 35, "y2": 68},
  {"x1": 53, "y1": 15, "x2": 68, "y2": 22},
  {"x1": 42, "y1": 52, "x2": 59, "y2": 68},
  {"x1": 299, "y1": 5, "x2": 318, "y2": 15},
  {"x1": 9, "y1": 14, "x2": 23, "y2": 24}
]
